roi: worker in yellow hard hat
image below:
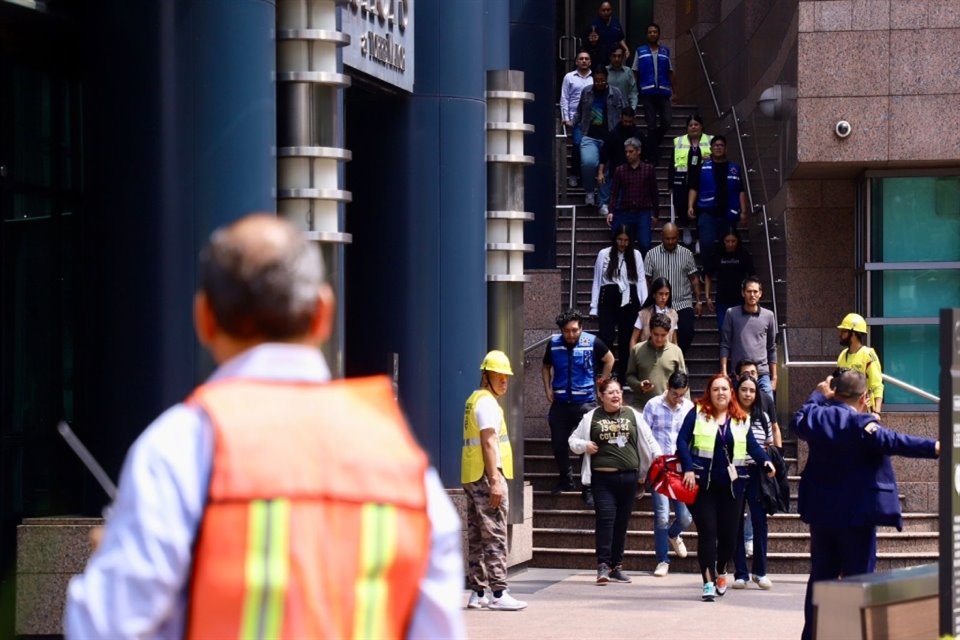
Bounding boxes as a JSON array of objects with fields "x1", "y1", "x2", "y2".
[
  {"x1": 460, "y1": 350, "x2": 527, "y2": 611},
  {"x1": 836, "y1": 313, "x2": 883, "y2": 413}
]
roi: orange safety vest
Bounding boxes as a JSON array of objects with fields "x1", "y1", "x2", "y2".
[{"x1": 185, "y1": 375, "x2": 430, "y2": 640}]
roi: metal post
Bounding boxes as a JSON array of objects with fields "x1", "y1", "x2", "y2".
[
  {"x1": 486, "y1": 70, "x2": 534, "y2": 525},
  {"x1": 276, "y1": 0, "x2": 352, "y2": 376},
  {"x1": 939, "y1": 308, "x2": 960, "y2": 638}
]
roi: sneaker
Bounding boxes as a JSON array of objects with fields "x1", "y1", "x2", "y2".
[
  {"x1": 669, "y1": 535, "x2": 688, "y2": 559},
  {"x1": 599, "y1": 204, "x2": 609, "y2": 216},
  {"x1": 701, "y1": 581, "x2": 716, "y2": 602},
  {"x1": 716, "y1": 574, "x2": 729, "y2": 596},
  {"x1": 596, "y1": 563, "x2": 610, "y2": 585},
  {"x1": 653, "y1": 562, "x2": 669, "y2": 577},
  {"x1": 585, "y1": 192, "x2": 596, "y2": 206},
  {"x1": 608, "y1": 565, "x2": 632, "y2": 583},
  {"x1": 567, "y1": 176, "x2": 579, "y2": 188},
  {"x1": 581, "y1": 488, "x2": 594, "y2": 508},
  {"x1": 752, "y1": 574, "x2": 773, "y2": 590},
  {"x1": 682, "y1": 228, "x2": 693, "y2": 246},
  {"x1": 467, "y1": 591, "x2": 489, "y2": 609},
  {"x1": 551, "y1": 479, "x2": 575, "y2": 495},
  {"x1": 745, "y1": 540, "x2": 754, "y2": 557},
  {"x1": 732, "y1": 578, "x2": 747, "y2": 590},
  {"x1": 488, "y1": 591, "x2": 527, "y2": 611}
]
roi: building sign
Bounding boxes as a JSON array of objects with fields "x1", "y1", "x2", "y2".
[{"x1": 342, "y1": 0, "x2": 414, "y2": 92}]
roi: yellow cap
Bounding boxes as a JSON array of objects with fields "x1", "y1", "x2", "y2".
[
  {"x1": 837, "y1": 313, "x2": 867, "y2": 333},
  {"x1": 480, "y1": 350, "x2": 514, "y2": 376}
]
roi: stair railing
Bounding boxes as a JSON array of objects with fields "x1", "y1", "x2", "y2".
[
  {"x1": 555, "y1": 204, "x2": 579, "y2": 309},
  {"x1": 689, "y1": 30, "x2": 938, "y2": 406}
]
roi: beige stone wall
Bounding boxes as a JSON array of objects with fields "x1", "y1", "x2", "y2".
[{"x1": 798, "y1": 0, "x2": 960, "y2": 167}]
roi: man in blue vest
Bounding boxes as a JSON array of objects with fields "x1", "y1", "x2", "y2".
[
  {"x1": 632, "y1": 23, "x2": 674, "y2": 164},
  {"x1": 791, "y1": 369, "x2": 939, "y2": 640},
  {"x1": 541, "y1": 309, "x2": 615, "y2": 506},
  {"x1": 687, "y1": 135, "x2": 748, "y2": 261}
]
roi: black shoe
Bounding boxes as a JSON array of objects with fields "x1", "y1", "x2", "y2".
[
  {"x1": 551, "y1": 479, "x2": 575, "y2": 495},
  {"x1": 581, "y1": 488, "x2": 594, "y2": 508},
  {"x1": 596, "y1": 563, "x2": 610, "y2": 585},
  {"x1": 608, "y1": 565, "x2": 632, "y2": 583}
]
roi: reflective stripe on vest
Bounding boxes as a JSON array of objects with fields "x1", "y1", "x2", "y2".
[
  {"x1": 461, "y1": 389, "x2": 514, "y2": 483},
  {"x1": 550, "y1": 333, "x2": 596, "y2": 403},
  {"x1": 673, "y1": 134, "x2": 713, "y2": 172},
  {"x1": 690, "y1": 413, "x2": 749, "y2": 466},
  {"x1": 186, "y1": 376, "x2": 430, "y2": 639}
]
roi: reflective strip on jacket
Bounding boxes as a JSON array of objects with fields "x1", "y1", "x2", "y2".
[
  {"x1": 695, "y1": 160, "x2": 743, "y2": 217},
  {"x1": 633, "y1": 44, "x2": 672, "y2": 96},
  {"x1": 691, "y1": 413, "x2": 750, "y2": 468},
  {"x1": 185, "y1": 376, "x2": 430, "y2": 640},
  {"x1": 673, "y1": 134, "x2": 713, "y2": 173},
  {"x1": 550, "y1": 333, "x2": 597, "y2": 403},
  {"x1": 461, "y1": 389, "x2": 514, "y2": 484}
]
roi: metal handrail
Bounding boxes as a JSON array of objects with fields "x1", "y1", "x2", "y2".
[
  {"x1": 780, "y1": 328, "x2": 939, "y2": 403},
  {"x1": 523, "y1": 334, "x2": 552, "y2": 355},
  {"x1": 688, "y1": 30, "x2": 722, "y2": 119},
  {"x1": 556, "y1": 204, "x2": 579, "y2": 309}
]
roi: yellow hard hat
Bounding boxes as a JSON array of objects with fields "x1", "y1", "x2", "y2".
[
  {"x1": 837, "y1": 313, "x2": 867, "y2": 333},
  {"x1": 480, "y1": 350, "x2": 514, "y2": 376}
]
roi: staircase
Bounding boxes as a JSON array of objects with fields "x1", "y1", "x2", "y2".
[{"x1": 523, "y1": 106, "x2": 941, "y2": 575}]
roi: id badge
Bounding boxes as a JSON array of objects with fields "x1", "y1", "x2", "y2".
[{"x1": 726, "y1": 463, "x2": 738, "y2": 482}]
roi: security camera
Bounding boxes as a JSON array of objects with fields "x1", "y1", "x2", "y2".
[{"x1": 835, "y1": 120, "x2": 852, "y2": 138}]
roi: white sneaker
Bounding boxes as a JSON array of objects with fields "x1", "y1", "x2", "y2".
[
  {"x1": 585, "y1": 192, "x2": 596, "y2": 206},
  {"x1": 732, "y1": 578, "x2": 747, "y2": 589},
  {"x1": 653, "y1": 562, "x2": 669, "y2": 577},
  {"x1": 567, "y1": 176, "x2": 579, "y2": 188},
  {"x1": 669, "y1": 535, "x2": 688, "y2": 559},
  {"x1": 682, "y1": 228, "x2": 693, "y2": 245},
  {"x1": 752, "y1": 574, "x2": 773, "y2": 590},
  {"x1": 466, "y1": 591, "x2": 489, "y2": 609},
  {"x1": 745, "y1": 540, "x2": 753, "y2": 557},
  {"x1": 599, "y1": 204, "x2": 609, "y2": 216},
  {"x1": 488, "y1": 591, "x2": 527, "y2": 611}
]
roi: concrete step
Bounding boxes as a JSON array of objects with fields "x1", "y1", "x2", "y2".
[
  {"x1": 523, "y1": 453, "x2": 801, "y2": 477},
  {"x1": 523, "y1": 437, "x2": 799, "y2": 458},
  {"x1": 530, "y1": 547, "x2": 937, "y2": 573}
]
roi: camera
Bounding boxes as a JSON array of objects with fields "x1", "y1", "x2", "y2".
[{"x1": 834, "y1": 120, "x2": 852, "y2": 138}]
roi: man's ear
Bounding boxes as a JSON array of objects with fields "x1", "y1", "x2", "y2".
[
  {"x1": 193, "y1": 292, "x2": 217, "y2": 347},
  {"x1": 307, "y1": 283, "x2": 336, "y2": 344}
]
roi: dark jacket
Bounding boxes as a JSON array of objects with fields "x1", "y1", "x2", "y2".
[
  {"x1": 759, "y1": 445, "x2": 789, "y2": 515},
  {"x1": 791, "y1": 390, "x2": 937, "y2": 530}
]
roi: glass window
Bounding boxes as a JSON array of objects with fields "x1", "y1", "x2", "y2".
[{"x1": 870, "y1": 176, "x2": 960, "y2": 407}]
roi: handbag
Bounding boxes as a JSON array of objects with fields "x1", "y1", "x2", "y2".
[{"x1": 646, "y1": 454, "x2": 699, "y2": 505}]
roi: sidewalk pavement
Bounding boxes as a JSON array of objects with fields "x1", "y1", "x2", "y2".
[{"x1": 464, "y1": 568, "x2": 807, "y2": 640}]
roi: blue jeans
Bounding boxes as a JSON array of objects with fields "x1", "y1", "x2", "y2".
[
  {"x1": 734, "y1": 467, "x2": 767, "y2": 580},
  {"x1": 697, "y1": 211, "x2": 729, "y2": 261},
  {"x1": 652, "y1": 491, "x2": 692, "y2": 564},
  {"x1": 715, "y1": 302, "x2": 734, "y2": 333},
  {"x1": 580, "y1": 136, "x2": 610, "y2": 204},
  {"x1": 611, "y1": 209, "x2": 652, "y2": 254},
  {"x1": 757, "y1": 373, "x2": 773, "y2": 398},
  {"x1": 591, "y1": 470, "x2": 639, "y2": 567}
]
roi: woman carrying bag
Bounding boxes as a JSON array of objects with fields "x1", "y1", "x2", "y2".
[
  {"x1": 676, "y1": 373, "x2": 775, "y2": 602},
  {"x1": 569, "y1": 378, "x2": 661, "y2": 585}
]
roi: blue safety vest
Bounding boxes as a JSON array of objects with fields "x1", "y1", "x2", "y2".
[
  {"x1": 550, "y1": 333, "x2": 596, "y2": 403},
  {"x1": 695, "y1": 160, "x2": 743, "y2": 219},
  {"x1": 633, "y1": 44, "x2": 672, "y2": 96}
]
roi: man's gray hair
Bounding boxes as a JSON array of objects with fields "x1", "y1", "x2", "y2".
[
  {"x1": 624, "y1": 137, "x2": 642, "y2": 150},
  {"x1": 833, "y1": 369, "x2": 868, "y2": 399}
]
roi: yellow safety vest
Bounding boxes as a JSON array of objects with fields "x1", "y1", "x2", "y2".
[
  {"x1": 673, "y1": 134, "x2": 713, "y2": 173},
  {"x1": 690, "y1": 412, "x2": 749, "y2": 467},
  {"x1": 461, "y1": 389, "x2": 514, "y2": 483}
]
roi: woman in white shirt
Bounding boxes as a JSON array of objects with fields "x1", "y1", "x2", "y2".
[
  {"x1": 590, "y1": 225, "x2": 647, "y2": 382},
  {"x1": 629, "y1": 276, "x2": 679, "y2": 349}
]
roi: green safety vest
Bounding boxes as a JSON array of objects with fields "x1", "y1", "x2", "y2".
[
  {"x1": 673, "y1": 134, "x2": 713, "y2": 173},
  {"x1": 690, "y1": 412, "x2": 750, "y2": 467},
  {"x1": 461, "y1": 389, "x2": 514, "y2": 483}
]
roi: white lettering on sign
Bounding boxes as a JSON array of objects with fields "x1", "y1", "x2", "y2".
[
  {"x1": 343, "y1": 0, "x2": 413, "y2": 91},
  {"x1": 348, "y1": 0, "x2": 409, "y2": 32}
]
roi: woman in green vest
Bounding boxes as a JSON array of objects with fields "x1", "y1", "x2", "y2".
[
  {"x1": 676, "y1": 373, "x2": 774, "y2": 602},
  {"x1": 568, "y1": 378, "x2": 660, "y2": 585}
]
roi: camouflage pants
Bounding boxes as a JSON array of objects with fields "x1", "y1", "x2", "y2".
[{"x1": 463, "y1": 473, "x2": 509, "y2": 592}]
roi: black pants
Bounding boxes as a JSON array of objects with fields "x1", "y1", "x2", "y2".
[
  {"x1": 598, "y1": 296, "x2": 640, "y2": 383},
  {"x1": 639, "y1": 95, "x2": 671, "y2": 164},
  {"x1": 591, "y1": 469, "x2": 639, "y2": 567},
  {"x1": 676, "y1": 306, "x2": 696, "y2": 354},
  {"x1": 548, "y1": 401, "x2": 593, "y2": 483},
  {"x1": 690, "y1": 480, "x2": 745, "y2": 583}
]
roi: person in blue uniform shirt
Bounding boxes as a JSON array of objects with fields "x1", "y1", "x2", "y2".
[{"x1": 791, "y1": 369, "x2": 939, "y2": 640}]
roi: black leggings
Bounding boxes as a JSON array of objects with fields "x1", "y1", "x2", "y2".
[{"x1": 690, "y1": 480, "x2": 745, "y2": 583}]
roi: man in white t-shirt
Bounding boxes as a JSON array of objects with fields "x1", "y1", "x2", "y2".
[{"x1": 460, "y1": 351, "x2": 527, "y2": 611}]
